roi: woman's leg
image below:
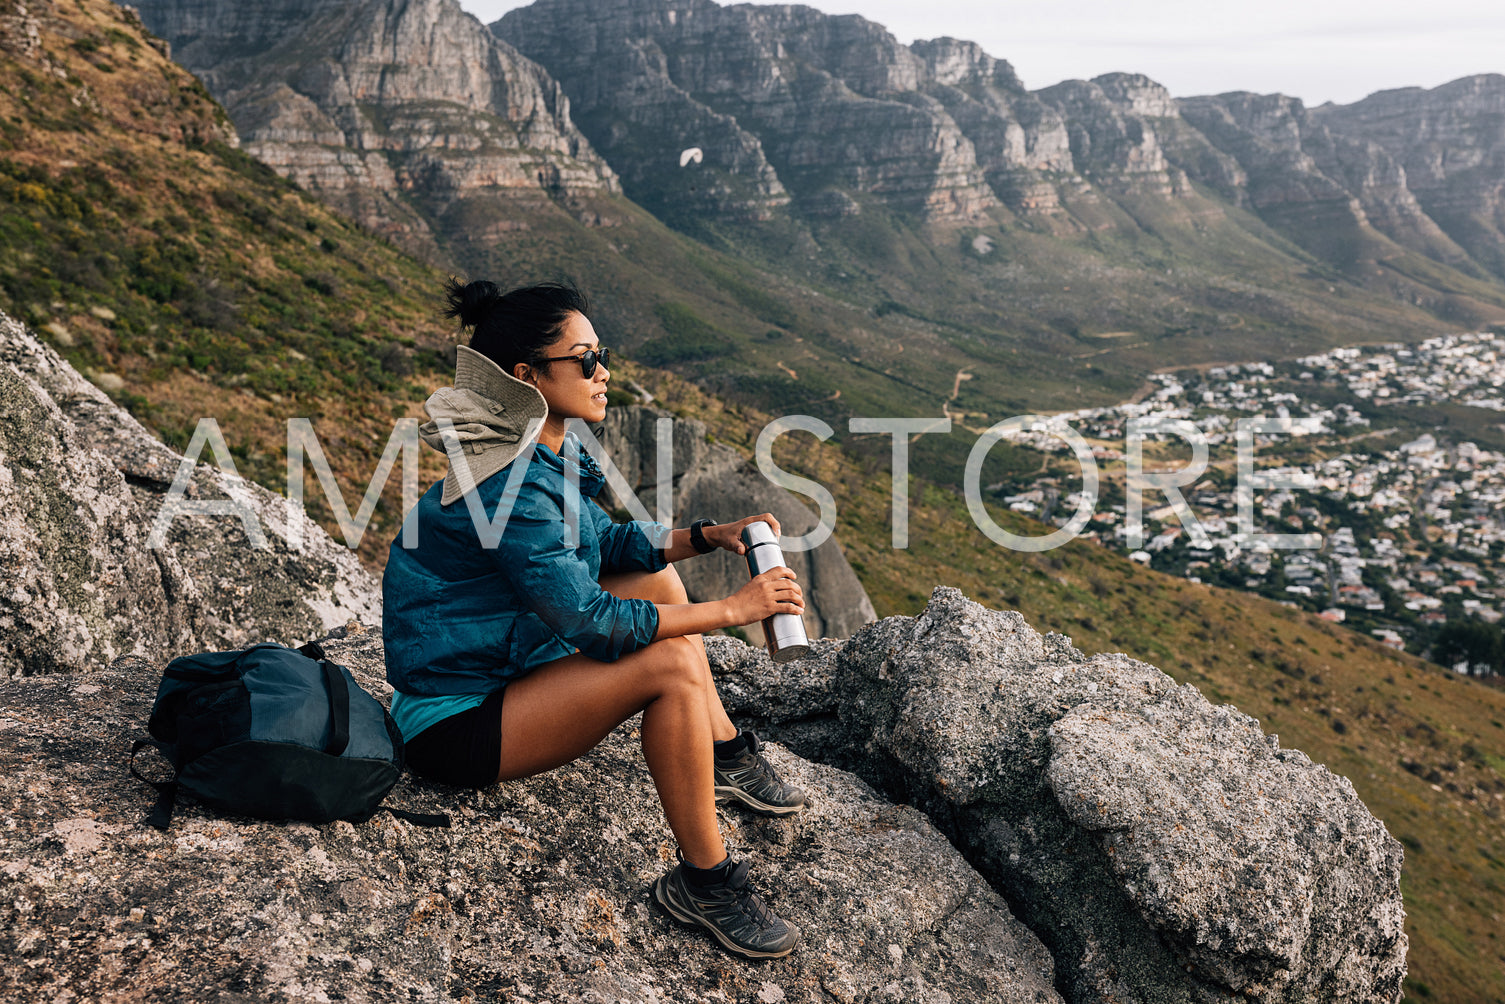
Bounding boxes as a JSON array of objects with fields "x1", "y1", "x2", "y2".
[
  {"x1": 599, "y1": 566, "x2": 738, "y2": 743},
  {"x1": 601, "y1": 565, "x2": 808, "y2": 819},
  {"x1": 496, "y1": 634, "x2": 727, "y2": 867}
]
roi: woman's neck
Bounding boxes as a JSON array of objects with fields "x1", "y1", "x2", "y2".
[{"x1": 538, "y1": 415, "x2": 568, "y2": 455}]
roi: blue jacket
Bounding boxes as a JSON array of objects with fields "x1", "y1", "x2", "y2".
[{"x1": 383, "y1": 433, "x2": 671, "y2": 697}]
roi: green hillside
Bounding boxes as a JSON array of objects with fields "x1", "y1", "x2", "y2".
[
  {"x1": 0, "y1": 0, "x2": 454, "y2": 562},
  {"x1": 420, "y1": 173, "x2": 1505, "y2": 437}
]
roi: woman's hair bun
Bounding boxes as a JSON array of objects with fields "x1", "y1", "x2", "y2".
[{"x1": 442, "y1": 277, "x2": 503, "y2": 329}]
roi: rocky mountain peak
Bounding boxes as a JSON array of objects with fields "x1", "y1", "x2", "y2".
[
  {"x1": 497, "y1": 0, "x2": 1025, "y2": 221},
  {"x1": 1034, "y1": 75, "x2": 1181, "y2": 192},
  {"x1": 1196, "y1": 89, "x2": 1313, "y2": 146},
  {"x1": 911, "y1": 36, "x2": 1024, "y2": 91},
  {"x1": 1093, "y1": 71, "x2": 1179, "y2": 117},
  {"x1": 742, "y1": 3, "x2": 927, "y2": 97}
]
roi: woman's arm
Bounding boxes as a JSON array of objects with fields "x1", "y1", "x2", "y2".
[
  {"x1": 652, "y1": 566, "x2": 803, "y2": 641},
  {"x1": 660, "y1": 513, "x2": 782, "y2": 563},
  {"x1": 490, "y1": 491, "x2": 664, "y2": 662}
]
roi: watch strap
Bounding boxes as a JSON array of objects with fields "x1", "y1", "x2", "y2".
[{"x1": 690, "y1": 518, "x2": 718, "y2": 554}]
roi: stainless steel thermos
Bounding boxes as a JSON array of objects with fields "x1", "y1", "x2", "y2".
[{"x1": 740, "y1": 522, "x2": 810, "y2": 664}]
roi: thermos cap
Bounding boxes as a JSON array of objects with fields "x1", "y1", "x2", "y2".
[{"x1": 741, "y1": 521, "x2": 778, "y2": 548}]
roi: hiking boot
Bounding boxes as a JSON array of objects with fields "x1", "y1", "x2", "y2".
[
  {"x1": 714, "y1": 731, "x2": 808, "y2": 817},
  {"x1": 653, "y1": 855, "x2": 801, "y2": 959}
]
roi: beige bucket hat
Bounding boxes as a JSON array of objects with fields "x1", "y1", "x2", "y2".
[{"x1": 418, "y1": 344, "x2": 549, "y2": 506}]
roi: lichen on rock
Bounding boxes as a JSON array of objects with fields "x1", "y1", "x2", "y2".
[{"x1": 0, "y1": 309, "x2": 379, "y2": 676}]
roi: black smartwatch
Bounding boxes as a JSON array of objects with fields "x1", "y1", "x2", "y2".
[{"x1": 689, "y1": 518, "x2": 718, "y2": 554}]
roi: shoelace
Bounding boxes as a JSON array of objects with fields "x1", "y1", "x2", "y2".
[
  {"x1": 736, "y1": 734, "x2": 788, "y2": 787},
  {"x1": 724, "y1": 861, "x2": 776, "y2": 929}
]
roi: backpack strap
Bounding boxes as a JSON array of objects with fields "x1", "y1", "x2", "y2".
[
  {"x1": 300, "y1": 642, "x2": 450, "y2": 829},
  {"x1": 130, "y1": 738, "x2": 178, "y2": 831},
  {"x1": 319, "y1": 659, "x2": 351, "y2": 757}
]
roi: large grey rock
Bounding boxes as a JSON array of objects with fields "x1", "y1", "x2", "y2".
[
  {"x1": 598, "y1": 404, "x2": 877, "y2": 642},
  {"x1": 0, "y1": 342, "x2": 198, "y2": 676},
  {"x1": 0, "y1": 310, "x2": 379, "y2": 676},
  {"x1": 828, "y1": 586, "x2": 1407, "y2": 1004},
  {"x1": 1048, "y1": 695, "x2": 1407, "y2": 1002},
  {"x1": 0, "y1": 628, "x2": 1063, "y2": 1004}
]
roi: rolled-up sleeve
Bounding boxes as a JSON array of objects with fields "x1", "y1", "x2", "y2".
[
  {"x1": 598, "y1": 514, "x2": 672, "y2": 574},
  {"x1": 490, "y1": 493, "x2": 659, "y2": 662}
]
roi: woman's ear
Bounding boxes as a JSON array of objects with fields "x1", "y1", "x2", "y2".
[{"x1": 512, "y1": 362, "x2": 533, "y2": 384}]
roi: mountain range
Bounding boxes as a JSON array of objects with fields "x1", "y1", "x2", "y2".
[{"x1": 131, "y1": 0, "x2": 1505, "y2": 434}]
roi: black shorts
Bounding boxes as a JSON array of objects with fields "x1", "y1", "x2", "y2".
[{"x1": 403, "y1": 688, "x2": 506, "y2": 788}]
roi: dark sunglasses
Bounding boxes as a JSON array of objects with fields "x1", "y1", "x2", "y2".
[{"x1": 537, "y1": 346, "x2": 611, "y2": 378}]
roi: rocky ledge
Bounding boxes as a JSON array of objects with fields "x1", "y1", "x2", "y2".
[
  {"x1": 711, "y1": 589, "x2": 1407, "y2": 1003},
  {"x1": 0, "y1": 630, "x2": 1060, "y2": 1004},
  {"x1": 0, "y1": 588, "x2": 1407, "y2": 1002}
]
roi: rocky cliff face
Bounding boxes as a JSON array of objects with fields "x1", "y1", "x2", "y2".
[
  {"x1": 495, "y1": 0, "x2": 1505, "y2": 285},
  {"x1": 1314, "y1": 75, "x2": 1505, "y2": 278},
  {"x1": 1177, "y1": 91, "x2": 1468, "y2": 269},
  {"x1": 133, "y1": 0, "x2": 619, "y2": 257},
  {"x1": 1032, "y1": 73, "x2": 1191, "y2": 216},
  {"x1": 129, "y1": 0, "x2": 1505, "y2": 300},
  {"x1": 495, "y1": 0, "x2": 1076, "y2": 222},
  {"x1": 910, "y1": 37, "x2": 1073, "y2": 213}
]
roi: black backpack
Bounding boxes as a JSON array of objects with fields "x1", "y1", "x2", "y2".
[{"x1": 131, "y1": 642, "x2": 447, "y2": 830}]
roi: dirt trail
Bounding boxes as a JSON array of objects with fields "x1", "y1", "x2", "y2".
[{"x1": 941, "y1": 369, "x2": 992, "y2": 434}]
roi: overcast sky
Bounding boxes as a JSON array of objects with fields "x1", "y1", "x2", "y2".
[{"x1": 459, "y1": 0, "x2": 1502, "y2": 106}]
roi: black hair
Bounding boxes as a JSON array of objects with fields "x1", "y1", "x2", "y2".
[{"x1": 442, "y1": 277, "x2": 591, "y2": 374}]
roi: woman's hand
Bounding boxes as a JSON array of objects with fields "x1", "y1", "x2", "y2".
[
  {"x1": 725, "y1": 567, "x2": 804, "y2": 626},
  {"x1": 704, "y1": 513, "x2": 782, "y2": 555}
]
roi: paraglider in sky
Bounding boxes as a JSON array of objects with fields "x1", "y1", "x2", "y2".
[{"x1": 679, "y1": 147, "x2": 704, "y2": 167}]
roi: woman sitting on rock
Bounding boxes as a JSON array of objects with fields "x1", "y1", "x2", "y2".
[{"x1": 382, "y1": 278, "x2": 808, "y2": 959}]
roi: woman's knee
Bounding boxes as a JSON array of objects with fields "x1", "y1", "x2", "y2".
[
  {"x1": 640, "y1": 635, "x2": 705, "y2": 694},
  {"x1": 599, "y1": 566, "x2": 690, "y2": 605},
  {"x1": 648, "y1": 565, "x2": 690, "y2": 605}
]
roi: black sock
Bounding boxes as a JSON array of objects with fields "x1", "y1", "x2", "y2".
[
  {"x1": 714, "y1": 731, "x2": 750, "y2": 760},
  {"x1": 682, "y1": 853, "x2": 733, "y2": 886}
]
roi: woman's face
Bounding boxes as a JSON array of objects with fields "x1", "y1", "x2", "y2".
[{"x1": 521, "y1": 311, "x2": 610, "y2": 424}]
